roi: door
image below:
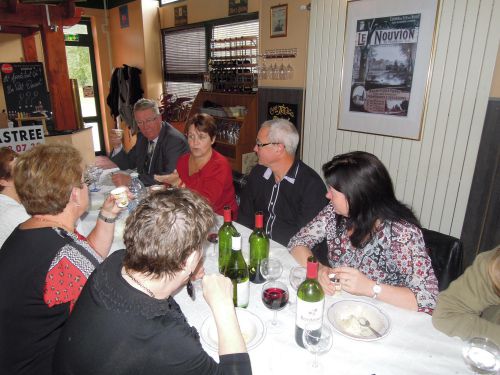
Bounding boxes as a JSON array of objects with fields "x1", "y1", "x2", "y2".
[{"x1": 64, "y1": 18, "x2": 104, "y2": 154}]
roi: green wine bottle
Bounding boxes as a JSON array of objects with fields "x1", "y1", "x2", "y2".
[
  {"x1": 223, "y1": 233, "x2": 249, "y2": 308},
  {"x1": 218, "y1": 206, "x2": 238, "y2": 273},
  {"x1": 295, "y1": 256, "x2": 324, "y2": 348},
  {"x1": 249, "y1": 211, "x2": 269, "y2": 284}
]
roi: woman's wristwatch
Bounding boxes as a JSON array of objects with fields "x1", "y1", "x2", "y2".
[
  {"x1": 372, "y1": 281, "x2": 382, "y2": 299},
  {"x1": 98, "y1": 210, "x2": 117, "y2": 223}
]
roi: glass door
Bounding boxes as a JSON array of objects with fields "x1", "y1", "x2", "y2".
[{"x1": 64, "y1": 18, "x2": 104, "y2": 154}]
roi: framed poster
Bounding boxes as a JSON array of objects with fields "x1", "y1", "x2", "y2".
[
  {"x1": 338, "y1": 0, "x2": 439, "y2": 140},
  {"x1": 174, "y1": 5, "x2": 187, "y2": 26},
  {"x1": 270, "y1": 4, "x2": 287, "y2": 38},
  {"x1": 229, "y1": 0, "x2": 248, "y2": 16},
  {"x1": 267, "y1": 102, "x2": 298, "y2": 126},
  {"x1": 119, "y1": 5, "x2": 129, "y2": 29}
]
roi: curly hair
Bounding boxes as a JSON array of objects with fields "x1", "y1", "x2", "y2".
[
  {"x1": 123, "y1": 189, "x2": 215, "y2": 277},
  {"x1": 0, "y1": 148, "x2": 17, "y2": 193},
  {"x1": 14, "y1": 144, "x2": 83, "y2": 215}
]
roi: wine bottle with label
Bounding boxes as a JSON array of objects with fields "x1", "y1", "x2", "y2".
[
  {"x1": 295, "y1": 256, "x2": 325, "y2": 348},
  {"x1": 249, "y1": 211, "x2": 269, "y2": 284},
  {"x1": 223, "y1": 233, "x2": 249, "y2": 308},
  {"x1": 218, "y1": 206, "x2": 238, "y2": 273}
]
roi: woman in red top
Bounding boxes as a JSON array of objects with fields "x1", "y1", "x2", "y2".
[{"x1": 155, "y1": 113, "x2": 237, "y2": 218}]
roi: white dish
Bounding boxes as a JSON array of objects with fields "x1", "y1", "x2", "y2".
[
  {"x1": 200, "y1": 308, "x2": 266, "y2": 351},
  {"x1": 327, "y1": 299, "x2": 391, "y2": 341}
]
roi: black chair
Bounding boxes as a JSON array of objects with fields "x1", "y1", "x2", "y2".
[{"x1": 421, "y1": 228, "x2": 464, "y2": 291}]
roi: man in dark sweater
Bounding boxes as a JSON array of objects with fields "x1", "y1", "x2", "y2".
[
  {"x1": 110, "y1": 98, "x2": 188, "y2": 187},
  {"x1": 238, "y1": 119, "x2": 328, "y2": 247}
]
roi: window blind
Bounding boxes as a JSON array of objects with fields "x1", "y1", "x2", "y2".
[{"x1": 163, "y1": 26, "x2": 206, "y2": 83}]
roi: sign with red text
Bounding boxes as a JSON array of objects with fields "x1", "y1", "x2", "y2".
[{"x1": 0, "y1": 125, "x2": 45, "y2": 153}]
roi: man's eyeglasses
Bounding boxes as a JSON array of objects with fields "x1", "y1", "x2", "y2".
[
  {"x1": 136, "y1": 116, "x2": 158, "y2": 127},
  {"x1": 256, "y1": 140, "x2": 280, "y2": 148}
]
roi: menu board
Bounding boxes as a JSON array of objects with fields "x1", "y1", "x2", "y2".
[{"x1": 0, "y1": 62, "x2": 51, "y2": 116}]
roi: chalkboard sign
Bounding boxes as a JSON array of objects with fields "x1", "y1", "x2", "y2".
[{"x1": 0, "y1": 62, "x2": 51, "y2": 116}]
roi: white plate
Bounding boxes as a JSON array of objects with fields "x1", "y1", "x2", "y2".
[
  {"x1": 200, "y1": 308, "x2": 266, "y2": 351},
  {"x1": 327, "y1": 299, "x2": 391, "y2": 341}
]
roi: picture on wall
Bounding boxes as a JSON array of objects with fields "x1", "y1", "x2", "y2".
[
  {"x1": 270, "y1": 4, "x2": 287, "y2": 38},
  {"x1": 338, "y1": 0, "x2": 439, "y2": 140},
  {"x1": 119, "y1": 5, "x2": 129, "y2": 29},
  {"x1": 229, "y1": 0, "x2": 248, "y2": 16},
  {"x1": 174, "y1": 5, "x2": 187, "y2": 26}
]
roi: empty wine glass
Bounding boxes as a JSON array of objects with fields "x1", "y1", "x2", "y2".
[
  {"x1": 288, "y1": 266, "x2": 306, "y2": 310},
  {"x1": 260, "y1": 258, "x2": 283, "y2": 281},
  {"x1": 462, "y1": 337, "x2": 500, "y2": 374},
  {"x1": 303, "y1": 322, "x2": 333, "y2": 372},
  {"x1": 261, "y1": 280, "x2": 289, "y2": 332}
]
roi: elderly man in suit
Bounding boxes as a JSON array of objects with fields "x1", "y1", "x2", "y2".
[{"x1": 110, "y1": 98, "x2": 188, "y2": 187}]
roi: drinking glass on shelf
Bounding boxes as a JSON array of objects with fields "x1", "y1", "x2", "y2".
[
  {"x1": 286, "y1": 63, "x2": 294, "y2": 80},
  {"x1": 302, "y1": 322, "x2": 333, "y2": 373},
  {"x1": 260, "y1": 257, "x2": 283, "y2": 281},
  {"x1": 462, "y1": 337, "x2": 500, "y2": 374},
  {"x1": 261, "y1": 280, "x2": 289, "y2": 333}
]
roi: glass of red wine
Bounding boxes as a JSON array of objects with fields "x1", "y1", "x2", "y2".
[{"x1": 261, "y1": 280, "x2": 289, "y2": 333}]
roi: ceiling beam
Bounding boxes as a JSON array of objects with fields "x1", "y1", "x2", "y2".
[
  {"x1": 0, "y1": 25, "x2": 38, "y2": 35},
  {"x1": 0, "y1": 1, "x2": 82, "y2": 28}
]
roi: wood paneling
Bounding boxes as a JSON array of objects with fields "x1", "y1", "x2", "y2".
[{"x1": 302, "y1": 0, "x2": 500, "y2": 247}]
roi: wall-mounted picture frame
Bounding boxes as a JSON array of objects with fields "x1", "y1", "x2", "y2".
[
  {"x1": 119, "y1": 5, "x2": 129, "y2": 29},
  {"x1": 229, "y1": 0, "x2": 248, "y2": 16},
  {"x1": 174, "y1": 5, "x2": 187, "y2": 27},
  {"x1": 270, "y1": 4, "x2": 287, "y2": 38},
  {"x1": 338, "y1": 0, "x2": 439, "y2": 140}
]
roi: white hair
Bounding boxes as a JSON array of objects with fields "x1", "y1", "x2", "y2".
[{"x1": 261, "y1": 119, "x2": 299, "y2": 155}]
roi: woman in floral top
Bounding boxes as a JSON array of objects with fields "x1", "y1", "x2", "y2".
[{"x1": 288, "y1": 151, "x2": 438, "y2": 313}]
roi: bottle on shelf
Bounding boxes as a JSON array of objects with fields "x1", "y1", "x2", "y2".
[
  {"x1": 218, "y1": 206, "x2": 238, "y2": 272},
  {"x1": 295, "y1": 256, "x2": 325, "y2": 348},
  {"x1": 223, "y1": 233, "x2": 249, "y2": 308},
  {"x1": 249, "y1": 211, "x2": 269, "y2": 284},
  {"x1": 128, "y1": 172, "x2": 146, "y2": 212}
]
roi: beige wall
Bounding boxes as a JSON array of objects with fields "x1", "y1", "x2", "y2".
[
  {"x1": 0, "y1": 34, "x2": 26, "y2": 111},
  {"x1": 159, "y1": 0, "x2": 259, "y2": 27},
  {"x1": 490, "y1": 44, "x2": 500, "y2": 97}
]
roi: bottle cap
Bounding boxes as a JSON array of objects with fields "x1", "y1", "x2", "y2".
[
  {"x1": 306, "y1": 256, "x2": 319, "y2": 279},
  {"x1": 255, "y1": 211, "x2": 264, "y2": 228},
  {"x1": 231, "y1": 233, "x2": 241, "y2": 250},
  {"x1": 130, "y1": 172, "x2": 139, "y2": 178},
  {"x1": 223, "y1": 206, "x2": 232, "y2": 223}
]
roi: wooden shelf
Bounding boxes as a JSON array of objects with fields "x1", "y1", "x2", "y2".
[{"x1": 189, "y1": 91, "x2": 258, "y2": 174}]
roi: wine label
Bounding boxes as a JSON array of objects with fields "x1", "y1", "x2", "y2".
[
  {"x1": 295, "y1": 299, "x2": 324, "y2": 330},
  {"x1": 236, "y1": 280, "x2": 249, "y2": 307}
]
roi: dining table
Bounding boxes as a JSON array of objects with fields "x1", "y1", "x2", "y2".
[{"x1": 78, "y1": 168, "x2": 472, "y2": 375}]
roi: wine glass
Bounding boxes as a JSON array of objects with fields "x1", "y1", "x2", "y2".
[
  {"x1": 288, "y1": 266, "x2": 307, "y2": 310},
  {"x1": 302, "y1": 322, "x2": 333, "y2": 372},
  {"x1": 261, "y1": 280, "x2": 289, "y2": 332},
  {"x1": 260, "y1": 258, "x2": 283, "y2": 281},
  {"x1": 462, "y1": 337, "x2": 500, "y2": 374}
]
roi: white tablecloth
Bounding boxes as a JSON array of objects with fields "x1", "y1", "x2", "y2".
[{"x1": 79, "y1": 188, "x2": 470, "y2": 375}]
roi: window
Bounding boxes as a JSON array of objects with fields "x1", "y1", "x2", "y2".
[{"x1": 161, "y1": 13, "x2": 258, "y2": 100}]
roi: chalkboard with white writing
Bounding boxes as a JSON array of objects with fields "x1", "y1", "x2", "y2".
[{"x1": 0, "y1": 62, "x2": 51, "y2": 115}]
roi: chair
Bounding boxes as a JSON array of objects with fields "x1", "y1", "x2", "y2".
[{"x1": 421, "y1": 228, "x2": 464, "y2": 291}]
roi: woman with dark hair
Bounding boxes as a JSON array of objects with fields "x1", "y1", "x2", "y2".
[
  {"x1": 0, "y1": 148, "x2": 29, "y2": 246},
  {"x1": 53, "y1": 189, "x2": 251, "y2": 375},
  {"x1": 288, "y1": 151, "x2": 438, "y2": 313},
  {"x1": 155, "y1": 113, "x2": 237, "y2": 217}
]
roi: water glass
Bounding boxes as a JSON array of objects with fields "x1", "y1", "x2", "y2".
[
  {"x1": 462, "y1": 337, "x2": 500, "y2": 374},
  {"x1": 303, "y1": 322, "x2": 333, "y2": 372},
  {"x1": 260, "y1": 258, "x2": 283, "y2": 281}
]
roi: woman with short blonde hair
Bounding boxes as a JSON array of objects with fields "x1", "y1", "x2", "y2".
[{"x1": 0, "y1": 144, "x2": 124, "y2": 375}]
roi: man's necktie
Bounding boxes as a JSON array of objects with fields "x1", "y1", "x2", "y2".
[{"x1": 144, "y1": 141, "x2": 154, "y2": 173}]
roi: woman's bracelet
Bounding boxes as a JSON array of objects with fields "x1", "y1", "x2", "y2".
[{"x1": 98, "y1": 210, "x2": 117, "y2": 223}]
